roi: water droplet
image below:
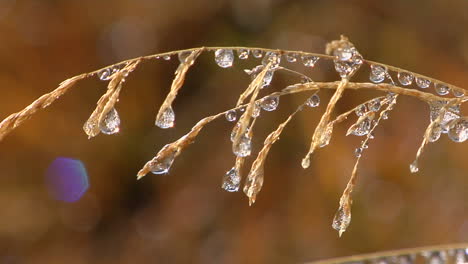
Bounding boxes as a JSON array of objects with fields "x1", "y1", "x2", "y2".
[
  {"x1": 301, "y1": 55, "x2": 319, "y2": 67},
  {"x1": 397, "y1": 72, "x2": 414, "y2": 86},
  {"x1": 422, "y1": 251, "x2": 446, "y2": 264},
  {"x1": 149, "y1": 145, "x2": 178, "y2": 175},
  {"x1": 222, "y1": 167, "x2": 241, "y2": 192},
  {"x1": 237, "y1": 49, "x2": 249, "y2": 59},
  {"x1": 435, "y1": 83, "x2": 450, "y2": 95},
  {"x1": 452, "y1": 89, "x2": 465, "y2": 98},
  {"x1": 369, "y1": 65, "x2": 386, "y2": 83},
  {"x1": 429, "y1": 123, "x2": 442, "y2": 142},
  {"x1": 100, "y1": 108, "x2": 120, "y2": 134},
  {"x1": 368, "y1": 98, "x2": 382, "y2": 112},
  {"x1": 454, "y1": 248, "x2": 468, "y2": 264},
  {"x1": 285, "y1": 53, "x2": 297, "y2": 63},
  {"x1": 448, "y1": 117, "x2": 467, "y2": 143},
  {"x1": 232, "y1": 133, "x2": 252, "y2": 157},
  {"x1": 334, "y1": 47, "x2": 353, "y2": 61},
  {"x1": 355, "y1": 104, "x2": 368, "y2": 116},
  {"x1": 347, "y1": 115, "x2": 373, "y2": 136},
  {"x1": 245, "y1": 65, "x2": 274, "y2": 88},
  {"x1": 429, "y1": 101, "x2": 460, "y2": 133},
  {"x1": 306, "y1": 94, "x2": 320, "y2": 107},
  {"x1": 319, "y1": 124, "x2": 333, "y2": 147},
  {"x1": 252, "y1": 49, "x2": 263, "y2": 58},
  {"x1": 398, "y1": 255, "x2": 415, "y2": 264},
  {"x1": 415, "y1": 77, "x2": 431, "y2": 89},
  {"x1": 163, "y1": 55, "x2": 171, "y2": 60},
  {"x1": 382, "y1": 111, "x2": 389, "y2": 120},
  {"x1": 215, "y1": 49, "x2": 234, "y2": 68},
  {"x1": 332, "y1": 200, "x2": 351, "y2": 237},
  {"x1": 251, "y1": 102, "x2": 261, "y2": 117},
  {"x1": 155, "y1": 106, "x2": 175, "y2": 129},
  {"x1": 409, "y1": 161, "x2": 419, "y2": 173},
  {"x1": 301, "y1": 157, "x2": 310, "y2": 169},
  {"x1": 260, "y1": 95, "x2": 279, "y2": 111},
  {"x1": 355, "y1": 147, "x2": 363, "y2": 157},
  {"x1": 178, "y1": 51, "x2": 192, "y2": 63},
  {"x1": 225, "y1": 110, "x2": 237, "y2": 122},
  {"x1": 332, "y1": 44, "x2": 363, "y2": 78},
  {"x1": 262, "y1": 51, "x2": 281, "y2": 69},
  {"x1": 98, "y1": 68, "x2": 112, "y2": 81}
]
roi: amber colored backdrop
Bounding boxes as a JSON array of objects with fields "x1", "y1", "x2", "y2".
[{"x1": 0, "y1": 0, "x2": 467, "y2": 263}]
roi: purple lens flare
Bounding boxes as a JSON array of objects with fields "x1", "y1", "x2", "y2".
[{"x1": 45, "y1": 158, "x2": 89, "y2": 203}]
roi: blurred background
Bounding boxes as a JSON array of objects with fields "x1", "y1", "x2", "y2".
[{"x1": 0, "y1": 0, "x2": 467, "y2": 263}]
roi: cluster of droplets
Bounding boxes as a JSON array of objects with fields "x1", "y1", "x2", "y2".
[
  {"x1": 427, "y1": 101, "x2": 466, "y2": 143},
  {"x1": 368, "y1": 63, "x2": 466, "y2": 98},
  {"x1": 331, "y1": 42, "x2": 363, "y2": 78}
]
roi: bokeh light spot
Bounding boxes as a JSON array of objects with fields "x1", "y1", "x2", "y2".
[{"x1": 45, "y1": 158, "x2": 89, "y2": 203}]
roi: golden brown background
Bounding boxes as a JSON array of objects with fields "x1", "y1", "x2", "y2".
[{"x1": 0, "y1": 0, "x2": 467, "y2": 263}]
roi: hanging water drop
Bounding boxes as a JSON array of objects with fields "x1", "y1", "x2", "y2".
[
  {"x1": 98, "y1": 68, "x2": 112, "y2": 81},
  {"x1": 301, "y1": 55, "x2": 319, "y2": 67},
  {"x1": 452, "y1": 89, "x2": 466, "y2": 98},
  {"x1": 155, "y1": 106, "x2": 175, "y2": 129},
  {"x1": 251, "y1": 102, "x2": 261, "y2": 117},
  {"x1": 409, "y1": 161, "x2": 419, "y2": 173},
  {"x1": 222, "y1": 167, "x2": 241, "y2": 192},
  {"x1": 245, "y1": 65, "x2": 274, "y2": 88},
  {"x1": 397, "y1": 72, "x2": 414, "y2": 86},
  {"x1": 369, "y1": 65, "x2": 386, "y2": 83},
  {"x1": 163, "y1": 55, "x2": 171, "y2": 60},
  {"x1": 347, "y1": 115, "x2": 373, "y2": 136},
  {"x1": 285, "y1": 53, "x2": 297, "y2": 63},
  {"x1": 332, "y1": 200, "x2": 351, "y2": 237},
  {"x1": 301, "y1": 157, "x2": 310, "y2": 169},
  {"x1": 355, "y1": 104, "x2": 367, "y2": 116},
  {"x1": 448, "y1": 117, "x2": 467, "y2": 143},
  {"x1": 215, "y1": 49, "x2": 234, "y2": 68},
  {"x1": 149, "y1": 147, "x2": 178, "y2": 175},
  {"x1": 237, "y1": 49, "x2": 249, "y2": 59},
  {"x1": 252, "y1": 49, "x2": 263, "y2": 58},
  {"x1": 100, "y1": 108, "x2": 120, "y2": 135},
  {"x1": 368, "y1": 98, "x2": 382, "y2": 112},
  {"x1": 306, "y1": 94, "x2": 320, "y2": 107},
  {"x1": 232, "y1": 133, "x2": 252, "y2": 157},
  {"x1": 225, "y1": 110, "x2": 237, "y2": 122},
  {"x1": 262, "y1": 51, "x2": 281, "y2": 69},
  {"x1": 260, "y1": 95, "x2": 279, "y2": 111},
  {"x1": 429, "y1": 101, "x2": 460, "y2": 133},
  {"x1": 354, "y1": 147, "x2": 363, "y2": 157},
  {"x1": 435, "y1": 83, "x2": 450, "y2": 95},
  {"x1": 415, "y1": 77, "x2": 431, "y2": 89}
]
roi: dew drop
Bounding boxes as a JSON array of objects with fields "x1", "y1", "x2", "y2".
[
  {"x1": 100, "y1": 108, "x2": 120, "y2": 135},
  {"x1": 155, "y1": 106, "x2": 175, "y2": 129},
  {"x1": 232, "y1": 133, "x2": 252, "y2": 157},
  {"x1": 347, "y1": 116, "x2": 373, "y2": 136},
  {"x1": 149, "y1": 147, "x2": 178, "y2": 175},
  {"x1": 215, "y1": 49, "x2": 234, "y2": 68},
  {"x1": 98, "y1": 68, "x2": 112, "y2": 81},
  {"x1": 429, "y1": 101, "x2": 460, "y2": 133},
  {"x1": 409, "y1": 161, "x2": 419, "y2": 173},
  {"x1": 222, "y1": 167, "x2": 241, "y2": 192},
  {"x1": 301, "y1": 55, "x2": 319, "y2": 67},
  {"x1": 252, "y1": 49, "x2": 263, "y2": 58},
  {"x1": 452, "y1": 89, "x2": 466, "y2": 98},
  {"x1": 332, "y1": 201, "x2": 351, "y2": 237},
  {"x1": 285, "y1": 53, "x2": 297, "y2": 63},
  {"x1": 454, "y1": 248, "x2": 468, "y2": 264},
  {"x1": 369, "y1": 65, "x2": 386, "y2": 83},
  {"x1": 354, "y1": 147, "x2": 363, "y2": 157},
  {"x1": 334, "y1": 47, "x2": 353, "y2": 61},
  {"x1": 244, "y1": 65, "x2": 274, "y2": 88},
  {"x1": 301, "y1": 157, "x2": 310, "y2": 169},
  {"x1": 355, "y1": 104, "x2": 368, "y2": 116},
  {"x1": 306, "y1": 94, "x2": 320, "y2": 107},
  {"x1": 368, "y1": 98, "x2": 382, "y2": 112},
  {"x1": 435, "y1": 83, "x2": 450, "y2": 95},
  {"x1": 237, "y1": 49, "x2": 249, "y2": 59},
  {"x1": 382, "y1": 111, "x2": 389, "y2": 120},
  {"x1": 262, "y1": 51, "x2": 281, "y2": 69},
  {"x1": 163, "y1": 55, "x2": 171, "y2": 61},
  {"x1": 251, "y1": 102, "x2": 261, "y2": 117},
  {"x1": 177, "y1": 51, "x2": 192, "y2": 63},
  {"x1": 422, "y1": 251, "x2": 446, "y2": 264},
  {"x1": 448, "y1": 117, "x2": 467, "y2": 143},
  {"x1": 260, "y1": 95, "x2": 279, "y2": 111},
  {"x1": 397, "y1": 72, "x2": 414, "y2": 86},
  {"x1": 225, "y1": 110, "x2": 237, "y2": 122},
  {"x1": 415, "y1": 77, "x2": 431, "y2": 89}
]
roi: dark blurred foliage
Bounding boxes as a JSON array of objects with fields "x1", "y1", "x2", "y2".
[{"x1": 0, "y1": 0, "x2": 467, "y2": 263}]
